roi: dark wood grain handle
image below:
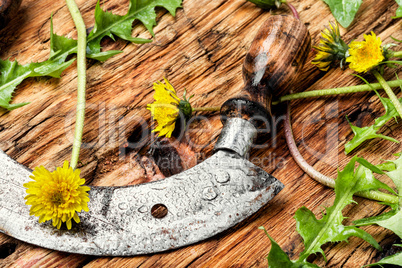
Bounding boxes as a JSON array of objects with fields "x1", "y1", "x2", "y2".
[{"x1": 221, "y1": 15, "x2": 311, "y2": 126}]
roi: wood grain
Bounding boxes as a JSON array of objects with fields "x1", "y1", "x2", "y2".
[{"x1": 0, "y1": 0, "x2": 401, "y2": 267}]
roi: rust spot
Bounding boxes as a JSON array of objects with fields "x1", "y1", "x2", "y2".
[
  {"x1": 254, "y1": 193, "x2": 263, "y2": 202},
  {"x1": 160, "y1": 229, "x2": 170, "y2": 235},
  {"x1": 251, "y1": 185, "x2": 272, "y2": 204}
]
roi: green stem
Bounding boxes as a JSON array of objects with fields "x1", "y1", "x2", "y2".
[
  {"x1": 356, "y1": 190, "x2": 399, "y2": 204},
  {"x1": 393, "y1": 51, "x2": 402, "y2": 58},
  {"x1": 273, "y1": 79, "x2": 402, "y2": 104},
  {"x1": 400, "y1": 194, "x2": 402, "y2": 208},
  {"x1": 284, "y1": 103, "x2": 398, "y2": 204},
  {"x1": 50, "y1": 4, "x2": 151, "y2": 65},
  {"x1": 373, "y1": 70, "x2": 402, "y2": 118},
  {"x1": 192, "y1": 106, "x2": 221, "y2": 112},
  {"x1": 65, "y1": 0, "x2": 86, "y2": 170}
]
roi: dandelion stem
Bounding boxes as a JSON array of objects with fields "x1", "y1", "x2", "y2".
[
  {"x1": 192, "y1": 106, "x2": 221, "y2": 112},
  {"x1": 65, "y1": 0, "x2": 86, "y2": 170},
  {"x1": 284, "y1": 102, "x2": 398, "y2": 204},
  {"x1": 373, "y1": 70, "x2": 402, "y2": 118},
  {"x1": 393, "y1": 51, "x2": 402, "y2": 58},
  {"x1": 273, "y1": 78, "x2": 402, "y2": 104},
  {"x1": 285, "y1": 2, "x2": 299, "y2": 19}
]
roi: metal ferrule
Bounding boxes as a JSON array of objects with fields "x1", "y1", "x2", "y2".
[{"x1": 214, "y1": 117, "x2": 257, "y2": 157}]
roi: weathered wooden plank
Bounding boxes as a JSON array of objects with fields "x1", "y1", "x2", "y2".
[{"x1": 0, "y1": 0, "x2": 401, "y2": 267}]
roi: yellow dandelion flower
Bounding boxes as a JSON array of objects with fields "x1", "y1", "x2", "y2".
[
  {"x1": 313, "y1": 50, "x2": 333, "y2": 71},
  {"x1": 24, "y1": 161, "x2": 90, "y2": 230},
  {"x1": 312, "y1": 22, "x2": 349, "y2": 71},
  {"x1": 346, "y1": 32, "x2": 385, "y2": 73},
  {"x1": 147, "y1": 78, "x2": 192, "y2": 138}
]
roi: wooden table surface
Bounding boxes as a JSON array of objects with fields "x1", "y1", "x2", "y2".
[{"x1": 0, "y1": 0, "x2": 401, "y2": 267}]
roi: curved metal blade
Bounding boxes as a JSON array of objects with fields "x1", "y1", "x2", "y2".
[{"x1": 0, "y1": 149, "x2": 283, "y2": 256}]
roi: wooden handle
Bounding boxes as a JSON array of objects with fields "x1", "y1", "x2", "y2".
[{"x1": 221, "y1": 15, "x2": 311, "y2": 125}]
